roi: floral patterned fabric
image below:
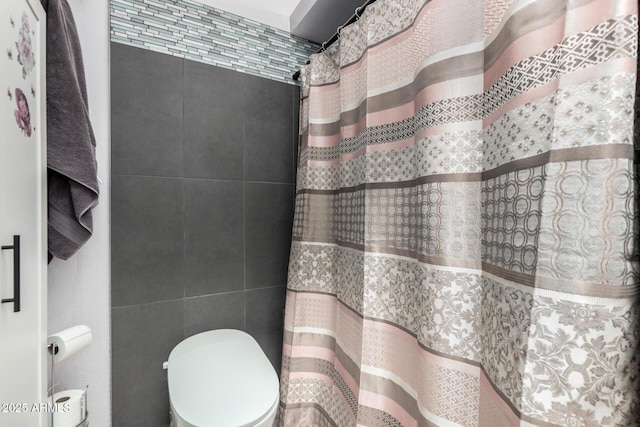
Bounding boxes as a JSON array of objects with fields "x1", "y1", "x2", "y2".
[{"x1": 279, "y1": 0, "x2": 639, "y2": 426}]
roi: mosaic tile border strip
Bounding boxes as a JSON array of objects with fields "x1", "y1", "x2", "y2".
[{"x1": 110, "y1": 0, "x2": 319, "y2": 85}]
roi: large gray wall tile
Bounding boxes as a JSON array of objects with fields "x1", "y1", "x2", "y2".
[
  {"x1": 246, "y1": 286, "x2": 287, "y2": 373},
  {"x1": 111, "y1": 43, "x2": 184, "y2": 177},
  {"x1": 112, "y1": 49, "x2": 297, "y2": 424},
  {"x1": 292, "y1": 85, "x2": 301, "y2": 183},
  {"x1": 185, "y1": 179, "x2": 244, "y2": 296},
  {"x1": 245, "y1": 183, "x2": 294, "y2": 290},
  {"x1": 112, "y1": 300, "x2": 184, "y2": 427},
  {"x1": 112, "y1": 175, "x2": 184, "y2": 307},
  {"x1": 184, "y1": 61, "x2": 245, "y2": 180},
  {"x1": 184, "y1": 292, "x2": 245, "y2": 337},
  {"x1": 243, "y1": 75, "x2": 295, "y2": 183}
]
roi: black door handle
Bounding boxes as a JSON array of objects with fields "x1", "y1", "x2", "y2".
[{"x1": 1, "y1": 235, "x2": 20, "y2": 313}]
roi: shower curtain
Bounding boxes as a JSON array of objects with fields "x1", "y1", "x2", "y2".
[{"x1": 279, "y1": 0, "x2": 639, "y2": 426}]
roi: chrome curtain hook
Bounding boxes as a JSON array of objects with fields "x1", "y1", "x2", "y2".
[{"x1": 355, "y1": 6, "x2": 363, "y2": 20}]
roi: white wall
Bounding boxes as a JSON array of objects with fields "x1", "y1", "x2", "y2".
[
  {"x1": 198, "y1": 0, "x2": 296, "y2": 31},
  {"x1": 47, "y1": 0, "x2": 111, "y2": 426}
]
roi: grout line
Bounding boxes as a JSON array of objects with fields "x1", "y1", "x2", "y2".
[
  {"x1": 242, "y1": 119, "x2": 247, "y2": 296},
  {"x1": 242, "y1": 116, "x2": 248, "y2": 331},
  {"x1": 245, "y1": 285, "x2": 287, "y2": 293},
  {"x1": 112, "y1": 297, "x2": 186, "y2": 310},
  {"x1": 111, "y1": 172, "x2": 185, "y2": 180},
  {"x1": 244, "y1": 180, "x2": 295, "y2": 186},
  {"x1": 112, "y1": 172, "x2": 294, "y2": 186},
  {"x1": 183, "y1": 289, "x2": 251, "y2": 300},
  {"x1": 182, "y1": 57, "x2": 187, "y2": 302},
  {"x1": 182, "y1": 297, "x2": 186, "y2": 340},
  {"x1": 112, "y1": 287, "x2": 261, "y2": 310},
  {"x1": 242, "y1": 173, "x2": 247, "y2": 331}
]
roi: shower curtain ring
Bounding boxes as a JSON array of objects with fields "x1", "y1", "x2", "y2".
[
  {"x1": 321, "y1": 41, "x2": 327, "y2": 51},
  {"x1": 355, "y1": 6, "x2": 362, "y2": 19},
  {"x1": 337, "y1": 25, "x2": 343, "y2": 37}
]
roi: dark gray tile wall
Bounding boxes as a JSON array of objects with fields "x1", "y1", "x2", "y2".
[
  {"x1": 245, "y1": 183, "x2": 295, "y2": 290},
  {"x1": 112, "y1": 300, "x2": 184, "y2": 426},
  {"x1": 184, "y1": 179, "x2": 245, "y2": 296},
  {"x1": 184, "y1": 61, "x2": 245, "y2": 180},
  {"x1": 111, "y1": 42, "x2": 296, "y2": 427},
  {"x1": 111, "y1": 175, "x2": 185, "y2": 307},
  {"x1": 111, "y1": 47, "x2": 185, "y2": 177}
]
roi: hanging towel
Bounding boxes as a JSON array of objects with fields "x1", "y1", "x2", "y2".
[{"x1": 42, "y1": 0, "x2": 99, "y2": 261}]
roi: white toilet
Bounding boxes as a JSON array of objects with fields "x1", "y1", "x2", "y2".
[{"x1": 167, "y1": 329, "x2": 280, "y2": 427}]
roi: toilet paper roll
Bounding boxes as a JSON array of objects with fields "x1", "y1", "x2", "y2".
[
  {"x1": 47, "y1": 325, "x2": 92, "y2": 363},
  {"x1": 52, "y1": 389, "x2": 86, "y2": 427}
]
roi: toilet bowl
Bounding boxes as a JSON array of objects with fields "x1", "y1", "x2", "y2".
[{"x1": 167, "y1": 329, "x2": 280, "y2": 427}]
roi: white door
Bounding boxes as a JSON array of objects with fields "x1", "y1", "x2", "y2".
[{"x1": 0, "y1": 0, "x2": 47, "y2": 426}]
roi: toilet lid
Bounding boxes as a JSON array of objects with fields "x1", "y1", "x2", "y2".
[{"x1": 168, "y1": 330, "x2": 279, "y2": 427}]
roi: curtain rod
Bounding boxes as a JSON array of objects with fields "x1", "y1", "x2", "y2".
[{"x1": 292, "y1": 0, "x2": 378, "y2": 81}]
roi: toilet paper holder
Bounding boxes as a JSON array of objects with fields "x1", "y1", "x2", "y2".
[{"x1": 47, "y1": 341, "x2": 89, "y2": 427}]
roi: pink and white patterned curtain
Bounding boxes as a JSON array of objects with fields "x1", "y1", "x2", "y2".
[{"x1": 279, "y1": 0, "x2": 639, "y2": 425}]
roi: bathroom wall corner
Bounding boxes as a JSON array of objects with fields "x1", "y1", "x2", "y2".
[{"x1": 47, "y1": 0, "x2": 112, "y2": 426}]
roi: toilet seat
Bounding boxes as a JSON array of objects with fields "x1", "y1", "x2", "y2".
[{"x1": 168, "y1": 330, "x2": 279, "y2": 427}]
